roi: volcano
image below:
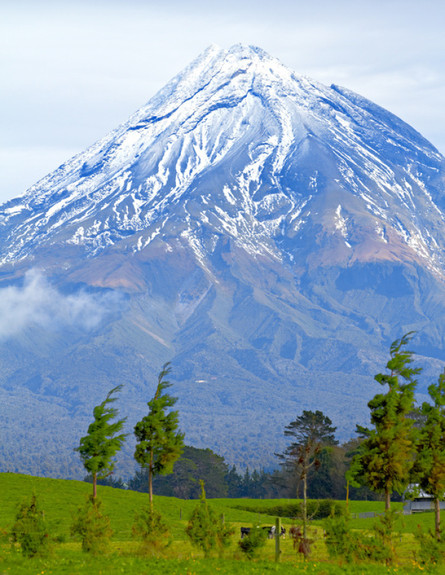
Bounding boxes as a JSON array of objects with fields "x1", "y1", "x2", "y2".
[{"x1": 1, "y1": 44, "x2": 445, "y2": 476}]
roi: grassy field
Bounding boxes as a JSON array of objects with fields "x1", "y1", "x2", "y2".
[{"x1": 0, "y1": 473, "x2": 443, "y2": 574}]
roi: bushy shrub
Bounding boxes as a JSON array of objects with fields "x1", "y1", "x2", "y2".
[
  {"x1": 186, "y1": 480, "x2": 234, "y2": 557},
  {"x1": 10, "y1": 493, "x2": 51, "y2": 557},
  {"x1": 132, "y1": 506, "x2": 170, "y2": 554},
  {"x1": 314, "y1": 499, "x2": 342, "y2": 519},
  {"x1": 324, "y1": 507, "x2": 398, "y2": 564},
  {"x1": 324, "y1": 511, "x2": 371, "y2": 562},
  {"x1": 234, "y1": 499, "x2": 343, "y2": 520},
  {"x1": 71, "y1": 496, "x2": 112, "y2": 554},
  {"x1": 372, "y1": 509, "x2": 397, "y2": 564},
  {"x1": 238, "y1": 525, "x2": 268, "y2": 559},
  {"x1": 415, "y1": 526, "x2": 445, "y2": 566}
]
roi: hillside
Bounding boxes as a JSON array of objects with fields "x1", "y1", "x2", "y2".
[
  {"x1": 0, "y1": 472, "x2": 405, "y2": 538},
  {"x1": 2, "y1": 473, "x2": 441, "y2": 574}
]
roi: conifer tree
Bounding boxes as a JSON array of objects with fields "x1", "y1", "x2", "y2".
[
  {"x1": 76, "y1": 385, "x2": 127, "y2": 500},
  {"x1": 134, "y1": 362, "x2": 184, "y2": 509},
  {"x1": 71, "y1": 495, "x2": 113, "y2": 554},
  {"x1": 186, "y1": 480, "x2": 233, "y2": 557},
  {"x1": 415, "y1": 369, "x2": 445, "y2": 540},
  {"x1": 11, "y1": 493, "x2": 50, "y2": 557},
  {"x1": 349, "y1": 332, "x2": 420, "y2": 510}
]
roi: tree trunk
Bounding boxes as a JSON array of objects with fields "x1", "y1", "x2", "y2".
[
  {"x1": 385, "y1": 487, "x2": 391, "y2": 511},
  {"x1": 302, "y1": 472, "x2": 307, "y2": 540},
  {"x1": 149, "y1": 450, "x2": 153, "y2": 510},
  {"x1": 93, "y1": 472, "x2": 97, "y2": 500},
  {"x1": 435, "y1": 497, "x2": 441, "y2": 541}
]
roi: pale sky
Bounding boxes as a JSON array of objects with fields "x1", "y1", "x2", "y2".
[{"x1": 2, "y1": 0, "x2": 444, "y2": 204}]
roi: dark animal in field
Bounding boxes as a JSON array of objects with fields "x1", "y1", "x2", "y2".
[
  {"x1": 240, "y1": 526, "x2": 286, "y2": 539},
  {"x1": 240, "y1": 527, "x2": 251, "y2": 539}
]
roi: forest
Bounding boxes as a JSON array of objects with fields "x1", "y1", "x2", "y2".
[{"x1": 97, "y1": 439, "x2": 382, "y2": 502}]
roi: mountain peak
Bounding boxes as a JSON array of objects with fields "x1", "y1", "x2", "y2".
[
  {"x1": 0, "y1": 45, "x2": 444, "y2": 278},
  {"x1": 196, "y1": 43, "x2": 278, "y2": 63},
  {"x1": 227, "y1": 43, "x2": 275, "y2": 60}
]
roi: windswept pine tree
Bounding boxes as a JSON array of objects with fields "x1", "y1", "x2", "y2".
[
  {"x1": 134, "y1": 362, "x2": 184, "y2": 509},
  {"x1": 76, "y1": 386, "x2": 127, "y2": 500}
]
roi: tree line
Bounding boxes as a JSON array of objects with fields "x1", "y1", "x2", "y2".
[{"x1": 98, "y1": 440, "x2": 380, "y2": 502}]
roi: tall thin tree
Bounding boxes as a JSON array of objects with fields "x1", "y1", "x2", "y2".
[
  {"x1": 76, "y1": 385, "x2": 127, "y2": 500},
  {"x1": 349, "y1": 332, "x2": 420, "y2": 510},
  {"x1": 134, "y1": 362, "x2": 184, "y2": 509}
]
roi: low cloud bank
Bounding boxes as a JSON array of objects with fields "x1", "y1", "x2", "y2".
[{"x1": 0, "y1": 269, "x2": 121, "y2": 339}]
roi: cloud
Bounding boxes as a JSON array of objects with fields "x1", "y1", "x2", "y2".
[{"x1": 0, "y1": 269, "x2": 121, "y2": 339}]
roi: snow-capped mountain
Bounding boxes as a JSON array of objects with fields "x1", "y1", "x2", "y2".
[
  {"x1": 1, "y1": 45, "x2": 445, "y2": 477},
  {"x1": 1, "y1": 44, "x2": 444, "y2": 274}
]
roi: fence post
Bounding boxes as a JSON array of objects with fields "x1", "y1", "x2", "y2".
[{"x1": 275, "y1": 517, "x2": 281, "y2": 562}]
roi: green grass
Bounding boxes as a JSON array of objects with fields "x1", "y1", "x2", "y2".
[
  {"x1": 0, "y1": 473, "x2": 443, "y2": 574},
  {"x1": 0, "y1": 474, "x2": 288, "y2": 540},
  {"x1": 2, "y1": 552, "x2": 440, "y2": 575}
]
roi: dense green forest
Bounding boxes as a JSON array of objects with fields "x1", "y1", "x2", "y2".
[{"x1": 90, "y1": 442, "x2": 383, "y2": 501}]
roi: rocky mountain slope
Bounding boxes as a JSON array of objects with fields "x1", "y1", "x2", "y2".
[{"x1": 1, "y1": 44, "x2": 445, "y2": 476}]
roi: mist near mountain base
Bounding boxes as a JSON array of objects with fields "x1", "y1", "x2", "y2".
[{"x1": 0, "y1": 269, "x2": 121, "y2": 340}]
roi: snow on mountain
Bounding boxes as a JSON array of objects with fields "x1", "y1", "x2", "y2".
[{"x1": 1, "y1": 44, "x2": 444, "y2": 276}]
